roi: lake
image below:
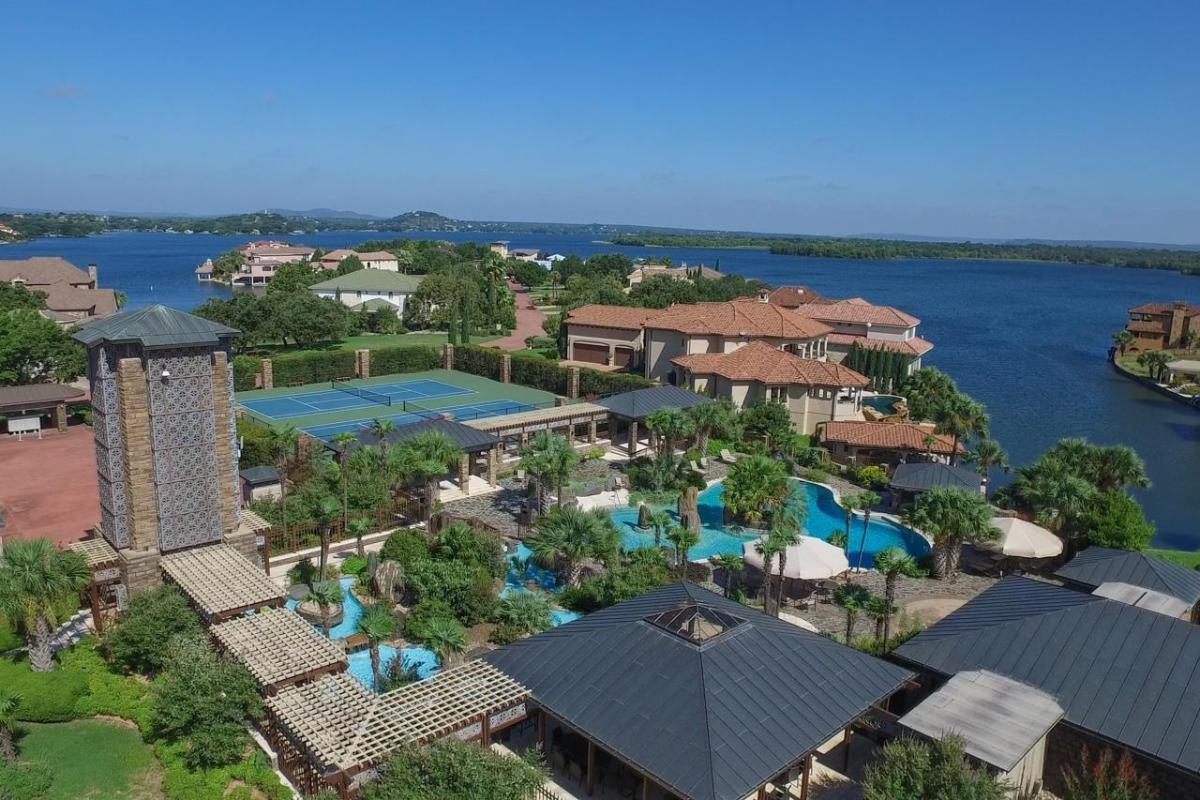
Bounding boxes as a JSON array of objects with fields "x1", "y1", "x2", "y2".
[{"x1": 4, "y1": 231, "x2": 1198, "y2": 549}]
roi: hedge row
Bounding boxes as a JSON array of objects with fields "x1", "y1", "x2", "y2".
[
  {"x1": 579, "y1": 369, "x2": 652, "y2": 396},
  {"x1": 371, "y1": 345, "x2": 440, "y2": 375},
  {"x1": 232, "y1": 356, "x2": 260, "y2": 392},
  {"x1": 270, "y1": 350, "x2": 357, "y2": 386},
  {"x1": 452, "y1": 345, "x2": 504, "y2": 381},
  {"x1": 510, "y1": 354, "x2": 569, "y2": 395}
]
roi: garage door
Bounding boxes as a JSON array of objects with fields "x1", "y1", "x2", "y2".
[
  {"x1": 572, "y1": 342, "x2": 608, "y2": 364},
  {"x1": 612, "y1": 346, "x2": 635, "y2": 368}
]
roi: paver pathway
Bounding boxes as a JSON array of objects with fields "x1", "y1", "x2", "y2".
[{"x1": 490, "y1": 283, "x2": 547, "y2": 350}]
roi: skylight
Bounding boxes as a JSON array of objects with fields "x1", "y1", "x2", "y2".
[{"x1": 645, "y1": 603, "x2": 747, "y2": 644}]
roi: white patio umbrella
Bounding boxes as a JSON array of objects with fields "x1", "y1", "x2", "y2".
[
  {"x1": 980, "y1": 517, "x2": 1063, "y2": 559},
  {"x1": 742, "y1": 535, "x2": 850, "y2": 580}
]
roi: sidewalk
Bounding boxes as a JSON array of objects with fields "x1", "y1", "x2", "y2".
[{"x1": 490, "y1": 283, "x2": 547, "y2": 350}]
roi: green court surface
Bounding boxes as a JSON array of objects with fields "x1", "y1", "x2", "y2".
[{"x1": 236, "y1": 369, "x2": 558, "y2": 441}]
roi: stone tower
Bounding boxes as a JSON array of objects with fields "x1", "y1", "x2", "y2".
[{"x1": 74, "y1": 305, "x2": 244, "y2": 593}]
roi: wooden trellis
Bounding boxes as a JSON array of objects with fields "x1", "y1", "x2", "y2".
[
  {"x1": 211, "y1": 606, "x2": 348, "y2": 692},
  {"x1": 161, "y1": 543, "x2": 285, "y2": 622}
]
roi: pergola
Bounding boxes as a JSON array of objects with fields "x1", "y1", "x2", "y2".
[
  {"x1": 342, "y1": 417, "x2": 501, "y2": 498},
  {"x1": 160, "y1": 543, "x2": 286, "y2": 622},
  {"x1": 211, "y1": 606, "x2": 348, "y2": 693},
  {"x1": 464, "y1": 402, "x2": 610, "y2": 466},
  {"x1": 265, "y1": 660, "x2": 530, "y2": 797},
  {"x1": 594, "y1": 386, "x2": 711, "y2": 457},
  {"x1": 70, "y1": 537, "x2": 122, "y2": 630}
]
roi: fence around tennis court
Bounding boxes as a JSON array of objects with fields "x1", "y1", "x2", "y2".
[{"x1": 258, "y1": 495, "x2": 422, "y2": 569}]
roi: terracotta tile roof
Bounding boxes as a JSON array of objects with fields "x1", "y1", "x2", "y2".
[
  {"x1": 1125, "y1": 320, "x2": 1167, "y2": 334},
  {"x1": 646, "y1": 299, "x2": 831, "y2": 339},
  {"x1": 566, "y1": 304, "x2": 660, "y2": 331},
  {"x1": 319, "y1": 248, "x2": 354, "y2": 261},
  {"x1": 1129, "y1": 302, "x2": 1200, "y2": 316},
  {"x1": 827, "y1": 332, "x2": 935, "y2": 356},
  {"x1": 37, "y1": 282, "x2": 119, "y2": 317},
  {"x1": 673, "y1": 341, "x2": 868, "y2": 387},
  {"x1": 357, "y1": 251, "x2": 396, "y2": 262},
  {"x1": 0, "y1": 257, "x2": 92, "y2": 286},
  {"x1": 820, "y1": 421, "x2": 962, "y2": 454},
  {"x1": 791, "y1": 298, "x2": 920, "y2": 327},
  {"x1": 766, "y1": 285, "x2": 830, "y2": 307}
]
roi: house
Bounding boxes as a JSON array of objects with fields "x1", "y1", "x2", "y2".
[
  {"x1": 1166, "y1": 359, "x2": 1200, "y2": 384},
  {"x1": 766, "y1": 285, "x2": 831, "y2": 307},
  {"x1": 1124, "y1": 301, "x2": 1200, "y2": 351},
  {"x1": 563, "y1": 305, "x2": 660, "y2": 368},
  {"x1": 1054, "y1": 546, "x2": 1200, "y2": 623},
  {"x1": 817, "y1": 420, "x2": 961, "y2": 465},
  {"x1": 626, "y1": 263, "x2": 723, "y2": 288},
  {"x1": 894, "y1": 576, "x2": 1200, "y2": 798},
  {"x1": 488, "y1": 241, "x2": 510, "y2": 257},
  {"x1": 231, "y1": 241, "x2": 316, "y2": 286},
  {"x1": 672, "y1": 340, "x2": 869, "y2": 434},
  {"x1": 239, "y1": 466, "x2": 281, "y2": 503},
  {"x1": 784, "y1": 296, "x2": 933, "y2": 371},
  {"x1": 317, "y1": 249, "x2": 399, "y2": 272},
  {"x1": 310, "y1": 270, "x2": 424, "y2": 314},
  {"x1": 0, "y1": 257, "x2": 119, "y2": 324},
  {"x1": 533, "y1": 253, "x2": 566, "y2": 269}
]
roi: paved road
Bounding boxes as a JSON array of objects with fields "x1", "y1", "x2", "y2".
[{"x1": 490, "y1": 283, "x2": 547, "y2": 350}]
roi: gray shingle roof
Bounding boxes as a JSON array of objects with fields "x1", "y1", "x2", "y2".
[
  {"x1": 0, "y1": 383, "x2": 85, "y2": 412},
  {"x1": 595, "y1": 385, "x2": 710, "y2": 420},
  {"x1": 890, "y1": 462, "x2": 981, "y2": 493},
  {"x1": 894, "y1": 576, "x2": 1200, "y2": 775},
  {"x1": 72, "y1": 304, "x2": 239, "y2": 348},
  {"x1": 239, "y1": 465, "x2": 281, "y2": 485},
  {"x1": 1055, "y1": 548, "x2": 1200, "y2": 606},
  {"x1": 485, "y1": 583, "x2": 912, "y2": 800}
]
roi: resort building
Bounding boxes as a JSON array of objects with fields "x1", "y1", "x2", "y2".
[
  {"x1": 895, "y1": 576, "x2": 1200, "y2": 799},
  {"x1": 626, "y1": 263, "x2": 723, "y2": 288},
  {"x1": 766, "y1": 285, "x2": 830, "y2": 308},
  {"x1": 563, "y1": 305, "x2": 659, "y2": 368},
  {"x1": 0, "y1": 256, "x2": 119, "y2": 324},
  {"x1": 310, "y1": 270, "x2": 424, "y2": 313},
  {"x1": 783, "y1": 297, "x2": 933, "y2": 370},
  {"x1": 817, "y1": 420, "x2": 961, "y2": 466},
  {"x1": 231, "y1": 241, "x2": 317, "y2": 286},
  {"x1": 1124, "y1": 300, "x2": 1200, "y2": 351},
  {"x1": 672, "y1": 340, "x2": 869, "y2": 434},
  {"x1": 317, "y1": 249, "x2": 400, "y2": 271},
  {"x1": 486, "y1": 582, "x2": 913, "y2": 800},
  {"x1": 1054, "y1": 546, "x2": 1200, "y2": 623}
]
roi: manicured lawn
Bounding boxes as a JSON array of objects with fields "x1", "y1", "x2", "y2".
[
  {"x1": 18, "y1": 720, "x2": 161, "y2": 800},
  {"x1": 1147, "y1": 548, "x2": 1200, "y2": 569},
  {"x1": 250, "y1": 331, "x2": 499, "y2": 355},
  {"x1": 1116, "y1": 355, "x2": 1151, "y2": 377}
]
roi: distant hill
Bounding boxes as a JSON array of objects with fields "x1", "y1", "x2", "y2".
[{"x1": 266, "y1": 207, "x2": 383, "y2": 221}]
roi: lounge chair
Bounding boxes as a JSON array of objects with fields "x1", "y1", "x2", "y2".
[
  {"x1": 689, "y1": 459, "x2": 706, "y2": 474},
  {"x1": 719, "y1": 448, "x2": 739, "y2": 464}
]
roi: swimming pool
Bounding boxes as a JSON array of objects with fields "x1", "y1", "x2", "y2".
[
  {"x1": 861, "y1": 394, "x2": 903, "y2": 415},
  {"x1": 502, "y1": 543, "x2": 583, "y2": 626},
  {"x1": 610, "y1": 480, "x2": 930, "y2": 568}
]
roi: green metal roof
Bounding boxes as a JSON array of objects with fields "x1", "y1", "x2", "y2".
[
  {"x1": 72, "y1": 304, "x2": 239, "y2": 348},
  {"x1": 309, "y1": 270, "x2": 423, "y2": 294}
]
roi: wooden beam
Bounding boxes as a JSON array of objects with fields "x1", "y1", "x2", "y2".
[
  {"x1": 537, "y1": 710, "x2": 547, "y2": 756},
  {"x1": 756, "y1": 787, "x2": 766, "y2": 800},
  {"x1": 642, "y1": 775, "x2": 652, "y2": 800},
  {"x1": 586, "y1": 740, "x2": 596, "y2": 796},
  {"x1": 842, "y1": 726, "x2": 853, "y2": 772},
  {"x1": 800, "y1": 754, "x2": 812, "y2": 800},
  {"x1": 479, "y1": 711, "x2": 490, "y2": 749}
]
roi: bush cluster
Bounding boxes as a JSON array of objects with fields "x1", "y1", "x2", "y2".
[
  {"x1": 370, "y1": 345, "x2": 441, "y2": 375},
  {"x1": 231, "y1": 355, "x2": 260, "y2": 391},
  {"x1": 269, "y1": 349, "x2": 357, "y2": 385}
]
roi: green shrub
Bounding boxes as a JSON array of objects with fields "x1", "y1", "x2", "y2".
[
  {"x1": 405, "y1": 559, "x2": 496, "y2": 625},
  {"x1": 706, "y1": 438, "x2": 733, "y2": 458},
  {"x1": 1079, "y1": 491, "x2": 1155, "y2": 551},
  {"x1": 370, "y1": 345, "x2": 441, "y2": 375},
  {"x1": 156, "y1": 742, "x2": 290, "y2": 800},
  {"x1": 232, "y1": 355, "x2": 260, "y2": 391},
  {"x1": 235, "y1": 416, "x2": 274, "y2": 469},
  {"x1": 341, "y1": 554, "x2": 369, "y2": 576},
  {"x1": 363, "y1": 739, "x2": 546, "y2": 800},
  {"x1": 803, "y1": 468, "x2": 829, "y2": 483},
  {"x1": 560, "y1": 549, "x2": 672, "y2": 613},
  {"x1": 431, "y1": 523, "x2": 506, "y2": 580},
  {"x1": 452, "y1": 345, "x2": 504, "y2": 380},
  {"x1": 578, "y1": 368, "x2": 652, "y2": 396},
  {"x1": 0, "y1": 655, "x2": 89, "y2": 721},
  {"x1": 104, "y1": 585, "x2": 204, "y2": 675},
  {"x1": 379, "y1": 529, "x2": 431, "y2": 570},
  {"x1": 270, "y1": 349, "x2": 357, "y2": 386},
  {"x1": 488, "y1": 624, "x2": 526, "y2": 646},
  {"x1": 854, "y1": 464, "x2": 890, "y2": 489},
  {"x1": 403, "y1": 600, "x2": 459, "y2": 644},
  {"x1": 0, "y1": 762, "x2": 53, "y2": 800},
  {"x1": 511, "y1": 354, "x2": 568, "y2": 394},
  {"x1": 62, "y1": 640, "x2": 153, "y2": 732}
]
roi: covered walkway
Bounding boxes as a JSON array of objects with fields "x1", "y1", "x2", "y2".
[{"x1": 161, "y1": 543, "x2": 286, "y2": 623}]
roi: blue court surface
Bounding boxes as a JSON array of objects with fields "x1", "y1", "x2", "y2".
[
  {"x1": 300, "y1": 399, "x2": 538, "y2": 441},
  {"x1": 240, "y1": 378, "x2": 472, "y2": 419}
]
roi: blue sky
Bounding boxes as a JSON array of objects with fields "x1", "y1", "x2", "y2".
[{"x1": 4, "y1": 1, "x2": 1198, "y2": 242}]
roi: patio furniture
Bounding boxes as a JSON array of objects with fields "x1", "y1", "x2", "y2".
[
  {"x1": 688, "y1": 459, "x2": 706, "y2": 474},
  {"x1": 743, "y1": 536, "x2": 850, "y2": 581},
  {"x1": 814, "y1": 579, "x2": 839, "y2": 603},
  {"x1": 980, "y1": 517, "x2": 1063, "y2": 559},
  {"x1": 719, "y1": 448, "x2": 739, "y2": 464}
]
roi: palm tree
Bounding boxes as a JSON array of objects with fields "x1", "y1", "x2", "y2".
[
  {"x1": 0, "y1": 539, "x2": 88, "y2": 672},
  {"x1": 766, "y1": 510, "x2": 803, "y2": 616},
  {"x1": 723, "y1": 454, "x2": 791, "y2": 525},
  {"x1": 424, "y1": 617, "x2": 467, "y2": 669},
  {"x1": 492, "y1": 591, "x2": 553, "y2": 635},
  {"x1": 865, "y1": 595, "x2": 894, "y2": 642},
  {"x1": 1090, "y1": 445, "x2": 1150, "y2": 493},
  {"x1": 964, "y1": 437, "x2": 1009, "y2": 493},
  {"x1": 902, "y1": 487, "x2": 1000, "y2": 579},
  {"x1": 0, "y1": 689, "x2": 19, "y2": 763},
  {"x1": 527, "y1": 507, "x2": 620, "y2": 587},
  {"x1": 711, "y1": 554, "x2": 745, "y2": 598},
  {"x1": 686, "y1": 400, "x2": 738, "y2": 464},
  {"x1": 1137, "y1": 349, "x2": 1172, "y2": 382},
  {"x1": 666, "y1": 526, "x2": 701, "y2": 575},
  {"x1": 331, "y1": 431, "x2": 358, "y2": 532},
  {"x1": 393, "y1": 431, "x2": 463, "y2": 529},
  {"x1": 833, "y1": 583, "x2": 872, "y2": 643},
  {"x1": 269, "y1": 425, "x2": 300, "y2": 545},
  {"x1": 1112, "y1": 330, "x2": 1135, "y2": 358},
  {"x1": 828, "y1": 529, "x2": 850, "y2": 551},
  {"x1": 369, "y1": 417, "x2": 397, "y2": 460},
  {"x1": 873, "y1": 547, "x2": 924, "y2": 641},
  {"x1": 347, "y1": 517, "x2": 371, "y2": 558},
  {"x1": 645, "y1": 407, "x2": 694, "y2": 465},
  {"x1": 307, "y1": 580, "x2": 344, "y2": 638},
  {"x1": 933, "y1": 394, "x2": 989, "y2": 464},
  {"x1": 853, "y1": 491, "x2": 881, "y2": 572},
  {"x1": 650, "y1": 510, "x2": 672, "y2": 549},
  {"x1": 519, "y1": 431, "x2": 579, "y2": 510},
  {"x1": 839, "y1": 494, "x2": 862, "y2": 540},
  {"x1": 311, "y1": 495, "x2": 343, "y2": 580},
  {"x1": 357, "y1": 604, "x2": 396, "y2": 691},
  {"x1": 754, "y1": 535, "x2": 786, "y2": 615}
]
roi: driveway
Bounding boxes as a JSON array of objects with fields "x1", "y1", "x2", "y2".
[{"x1": 490, "y1": 283, "x2": 547, "y2": 350}]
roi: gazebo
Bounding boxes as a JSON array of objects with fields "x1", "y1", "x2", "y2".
[
  {"x1": 342, "y1": 417, "x2": 500, "y2": 497},
  {"x1": 486, "y1": 582, "x2": 912, "y2": 800},
  {"x1": 0, "y1": 383, "x2": 85, "y2": 437},
  {"x1": 595, "y1": 386, "x2": 711, "y2": 457}
]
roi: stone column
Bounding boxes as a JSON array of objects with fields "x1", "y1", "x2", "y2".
[
  {"x1": 588, "y1": 418, "x2": 597, "y2": 443},
  {"x1": 261, "y1": 358, "x2": 273, "y2": 390},
  {"x1": 54, "y1": 403, "x2": 68, "y2": 432},
  {"x1": 442, "y1": 343, "x2": 455, "y2": 371},
  {"x1": 356, "y1": 348, "x2": 371, "y2": 379},
  {"x1": 459, "y1": 453, "x2": 471, "y2": 495},
  {"x1": 119, "y1": 548, "x2": 162, "y2": 595},
  {"x1": 116, "y1": 358, "x2": 160, "y2": 552},
  {"x1": 487, "y1": 446, "x2": 499, "y2": 486},
  {"x1": 224, "y1": 526, "x2": 259, "y2": 563},
  {"x1": 212, "y1": 352, "x2": 241, "y2": 537},
  {"x1": 627, "y1": 421, "x2": 638, "y2": 456},
  {"x1": 649, "y1": 430, "x2": 659, "y2": 453},
  {"x1": 567, "y1": 367, "x2": 580, "y2": 399},
  {"x1": 500, "y1": 354, "x2": 512, "y2": 384}
]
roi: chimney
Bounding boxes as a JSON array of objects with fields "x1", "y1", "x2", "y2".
[
  {"x1": 757, "y1": 288, "x2": 770, "y2": 303},
  {"x1": 1169, "y1": 301, "x2": 1189, "y2": 347},
  {"x1": 86, "y1": 263, "x2": 98, "y2": 287}
]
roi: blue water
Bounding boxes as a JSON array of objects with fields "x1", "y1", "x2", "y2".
[
  {"x1": 861, "y1": 395, "x2": 901, "y2": 414},
  {"x1": 6, "y1": 230, "x2": 1199, "y2": 547},
  {"x1": 502, "y1": 543, "x2": 583, "y2": 626},
  {"x1": 286, "y1": 576, "x2": 439, "y2": 689},
  {"x1": 611, "y1": 481, "x2": 931, "y2": 569}
]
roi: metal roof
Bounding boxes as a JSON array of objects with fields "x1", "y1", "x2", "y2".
[
  {"x1": 72, "y1": 304, "x2": 239, "y2": 348},
  {"x1": 890, "y1": 462, "x2": 981, "y2": 493},
  {"x1": 894, "y1": 576, "x2": 1200, "y2": 776},
  {"x1": 1055, "y1": 547, "x2": 1200, "y2": 606},
  {"x1": 594, "y1": 385, "x2": 710, "y2": 421},
  {"x1": 899, "y1": 670, "x2": 1064, "y2": 773},
  {"x1": 0, "y1": 383, "x2": 84, "y2": 412},
  {"x1": 1092, "y1": 582, "x2": 1191, "y2": 619},
  {"x1": 347, "y1": 417, "x2": 499, "y2": 453},
  {"x1": 309, "y1": 270, "x2": 423, "y2": 293},
  {"x1": 485, "y1": 583, "x2": 912, "y2": 800},
  {"x1": 239, "y1": 465, "x2": 281, "y2": 485}
]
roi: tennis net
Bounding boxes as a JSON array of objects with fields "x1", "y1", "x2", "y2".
[{"x1": 331, "y1": 378, "x2": 392, "y2": 407}]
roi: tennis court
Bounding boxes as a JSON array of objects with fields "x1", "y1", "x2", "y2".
[{"x1": 235, "y1": 369, "x2": 557, "y2": 443}]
